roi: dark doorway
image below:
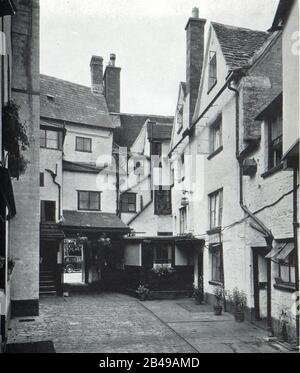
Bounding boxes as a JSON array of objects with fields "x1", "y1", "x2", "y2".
[
  {"x1": 253, "y1": 247, "x2": 269, "y2": 325},
  {"x1": 40, "y1": 241, "x2": 59, "y2": 295}
]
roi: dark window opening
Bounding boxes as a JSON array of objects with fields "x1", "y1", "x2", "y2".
[
  {"x1": 78, "y1": 191, "x2": 101, "y2": 211},
  {"x1": 76, "y1": 137, "x2": 92, "y2": 153},
  {"x1": 41, "y1": 201, "x2": 56, "y2": 223},
  {"x1": 120, "y1": 193, "x2": 136, "y2": 213},
  {"x1": 155, "y1": 188, "x2": 172, "y2": 216},
  {"x1": 40, "y1": 172, "x2": 45, "y2": 187},
  {"x1": 278, "y1": 250, "x2": 296, "y2": 285},
  {"x1": 210, "y1": 244, "x2": 223, "y2": 283}
]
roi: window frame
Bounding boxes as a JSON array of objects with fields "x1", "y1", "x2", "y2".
[
  {"x1": 77, "y1": 191, "x2": 101, "y2": 212},
  {"x1": 120, "y1": 192, "x2": 137, "y2": 213},
  {"x1": 209, "y1": 189, "x2": 223, "y2": 230},
  {"x1": 40, "y1": 172, "x2": 45, "y2": 187},
  {"x1": 278, "y1": 250, "x2": 296, "y2": 286},
  {"x1": 210, "y1": 244, "x2": 223, "y2": 284},
  {"x1": 75, "y1": 136, "x2": 92, "y2": 153},
  {"x1": 208, "y1": 51, "x2": 217, "y2": 93},
  {"x1": 40, "y1": 129, "x2": 61, "y2": 150},
  {"x1": 209, "y1": 115, "x2": 223, "y2": 157},
  {"x1": 267, "y1": 111, "x2": 283, "y2": 171},
  {"x1": 179, "y1": 206, "x2": 187, "y2": 235}
]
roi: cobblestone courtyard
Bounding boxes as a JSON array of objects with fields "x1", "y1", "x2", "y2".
[{"x1": 8, "y1": 292, "x2": 292, "y2": 353}]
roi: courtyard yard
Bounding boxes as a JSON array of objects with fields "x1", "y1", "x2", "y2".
[{"x1": 7, "y1": 292, "x2": 292, "y2": 353}]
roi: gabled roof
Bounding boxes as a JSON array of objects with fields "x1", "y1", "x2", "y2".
[
  {"x1": 62, "y1": 210, "x2": 130, "y2": 232},
  {"x1": 40, "y1": 74, "x2": 114, "y2": 129},
  {"x1": 114, "y1": 114, "x2": 174, "y2": 149},
  {"x1": 212, "y1": 22, "x2": 270, "y2": 70},
  {"x1": 147, "y1": 122, "x2": 173, "y2": 141}
]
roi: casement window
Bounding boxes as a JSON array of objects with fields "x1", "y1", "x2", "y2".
[
  {"x1": 40, "y1": 172, "x2": 45, "y2": 187},
  {"x1": 41, "y1": 201, "x2": 56, "y2": 223},
  {"x1": 153, "y1": 243, "x2": 173, "y2": 268},
  {"x1": 208, "y1": 51, "x2": 217, "y2": 92},
  {"x1": 268, "y1": 110, "x2": 283, "y2": 170},
  {"x1": 209, "y1": 189, "x2": 223, "y2": 230},
  {"x1": 210, "y1": 244, "x2": 223, "y2": 283},
  {"x1": 278, "y1": 250, "x2": 296, "y2": 285},
  {"x1": 155, "y1": 188, "x2": 172, "y2": 216},
  {"x1": 76, "y1": 137, "x2": 92, "y2": 153},
  {"x1": 40, "y1": 129, "x2": 62, "y2": 150},
  {"x1": 210, "y1": 115, "x2": 222, "y2": 154},
  {"x1": 120, "y1": 193, "x2": 136, "y2": 213},
  {"x1": 78, "y1": 191, "x2": 101, "y2": 211},
  {"x1": 179, "y1": 207, "x2": 187, "y2": 235},
  {"x1": 179, "y1": 153, "x2": 185, "y2": 182}
]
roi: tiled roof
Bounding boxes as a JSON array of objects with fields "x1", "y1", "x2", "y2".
[
  {"x1": 62, "y1": 210, "x2": 130, "y2": 232},
  {"x1": 147, "y1": 122, "x2": 173, "y2": 141},
  {"x1": 212, "y1": 22, "x2": 270, "y2": 70},
  {"x1": 114, "y1": 114, "x2": 174, "y2": 149},
  {"x1": 40, "y1": 74, "x2": 114, "y2": 129}
]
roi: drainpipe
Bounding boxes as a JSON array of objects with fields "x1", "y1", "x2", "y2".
[
  {"x1": 227, "y1": 80, "x2": 274, "y2": 336},
  {"x1": 46, "y1": 165, "x2": 62, "y2": 221},
  {"x1": 293, "y1": 168, "x2": 299, "y2": 346}
]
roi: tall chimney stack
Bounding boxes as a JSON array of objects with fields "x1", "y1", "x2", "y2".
[
  {"x1": 185, "y1": 8, "x2": 206, "y2": 126},
  {"x1": 104, "y1": 53, "x2": 121, "y2": 113},
  {"x1": 90, "y1": 56, "x2": 104, "y2": 94}
]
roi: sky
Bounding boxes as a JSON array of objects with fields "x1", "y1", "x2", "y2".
[{"x1": 40, "y1": 0, "x2": 280, "y2": 116}]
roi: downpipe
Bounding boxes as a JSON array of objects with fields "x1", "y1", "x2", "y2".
[{"x1": 227, "y1": 80, "x2": 274, "y2": 336}]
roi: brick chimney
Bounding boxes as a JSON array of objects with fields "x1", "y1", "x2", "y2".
[
  {"x1": 90, "y1": 56, "x2": 104, "y2": 94},
  {"x1": 104, "y1": 53, "x2": 121, "y2": 113},
  {"x1": 185, "y1": 7, "x2": 206, "y2": 126}
]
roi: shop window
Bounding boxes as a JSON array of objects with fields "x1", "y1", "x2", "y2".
[
  {"x1": 76, "y1": 137, "x2": 92, "y2": 153},
  {"x1": 209, "y1": 189, "x2": 223, "y2": 230},
  {"x1": 153, "y1": 243, "x2": 173, "y2": 268},
  {"x1": 155, "y1": 188, "x2": 172, "y2": 216},
  {"x1": 120, "y1": 193, "x2": 136, "y2": 213},
  {"x1": 78, "y1": 191, "x2": 101, "y2": 211},
  {"x1": 41, "y1": 201, "x2": 56, "y2": 223}
]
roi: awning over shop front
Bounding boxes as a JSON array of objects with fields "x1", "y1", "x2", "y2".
[
  {"x1": 0, "y1": 166, "x2": 16, "y2": 220},
  {"x1": 265, "y1": 241, "x2": 294, "y2": 261},
  {"x1": 61, "y1": 210, "x2": 130, "y2": 234},
  {"x1": 124, "y1": 236, "x2": 205, "y2": 250}
]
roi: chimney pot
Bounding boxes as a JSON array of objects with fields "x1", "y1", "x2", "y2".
[
  {"x1": 109, "y1": 53, "x2": 116, "y2": 67},
  {"x1": 192, "y1": 7, "x2": 199, "y2": 18}
]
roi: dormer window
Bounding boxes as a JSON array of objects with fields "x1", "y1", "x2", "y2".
[{"x1": 208, "y1": 51, "x2": 217, "y2": 92}]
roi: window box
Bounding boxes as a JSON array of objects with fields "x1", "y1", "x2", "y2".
[
  {"x1": 273, "y1": 283, "x2": 296, "y2": 293},
  {"x1": 209, "y1": 280, "x2": 223, "y2": 287}
]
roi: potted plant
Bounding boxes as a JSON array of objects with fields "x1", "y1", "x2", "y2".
[
  {"x1": 228, "y1": 288, "x2": 247, "y2": 322},
  {"x1": 193, "y1": 284, "x2": 204, "y2": 305},
  {"x1": 137, "y1": 285, "x2": 150, "y2": 301},
  {"x1": 213, "y1": 285, "x2": 225, "y2": 316}
]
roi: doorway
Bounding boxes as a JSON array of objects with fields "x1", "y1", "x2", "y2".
[
  {"x1": 40, "y1": 241, "x2": 59, "y2": 295},
  {"x1": 63, "y1": 239, "x2": 86, "y2": 286},
  {"x1": 253, "y1": 248, "x2": 269, "y2": 324}
]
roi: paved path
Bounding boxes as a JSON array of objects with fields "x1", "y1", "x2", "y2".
[{"x1": 8, "y1": 292, "x2": 291, "y2": 353}]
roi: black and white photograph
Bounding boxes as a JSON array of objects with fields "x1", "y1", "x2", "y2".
[{"x1": 0, "y1": 0, "x2": 299, "y2": 357}]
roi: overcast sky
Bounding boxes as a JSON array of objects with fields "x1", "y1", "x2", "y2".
[{"x1": 40, "y1": 0, "x2": 279, "y2": 116}]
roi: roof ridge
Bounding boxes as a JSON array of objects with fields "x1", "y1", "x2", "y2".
[
  {"x1": 40, "y1": 74, "x2": 92, "y2": 91},
  {"x1": 211, "y1": 21, "x2": 269, "y2": 35}
]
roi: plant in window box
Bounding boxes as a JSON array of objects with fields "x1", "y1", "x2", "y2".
[
  {"x1": 227, "y1": 288, "x2": 247, "y2": 322},
  {"x1": 151, "y1": 266, "x2": 176, "y2": 278},
  {"x1": 2, "y1": 101, "x2": 30, "y2": 178},
  {"x1": 213, "y1": 285, "x2": 225, "y2": 316},
  {"x1": 137, "y1": 285, "x2": 151, "y2": 301}
]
